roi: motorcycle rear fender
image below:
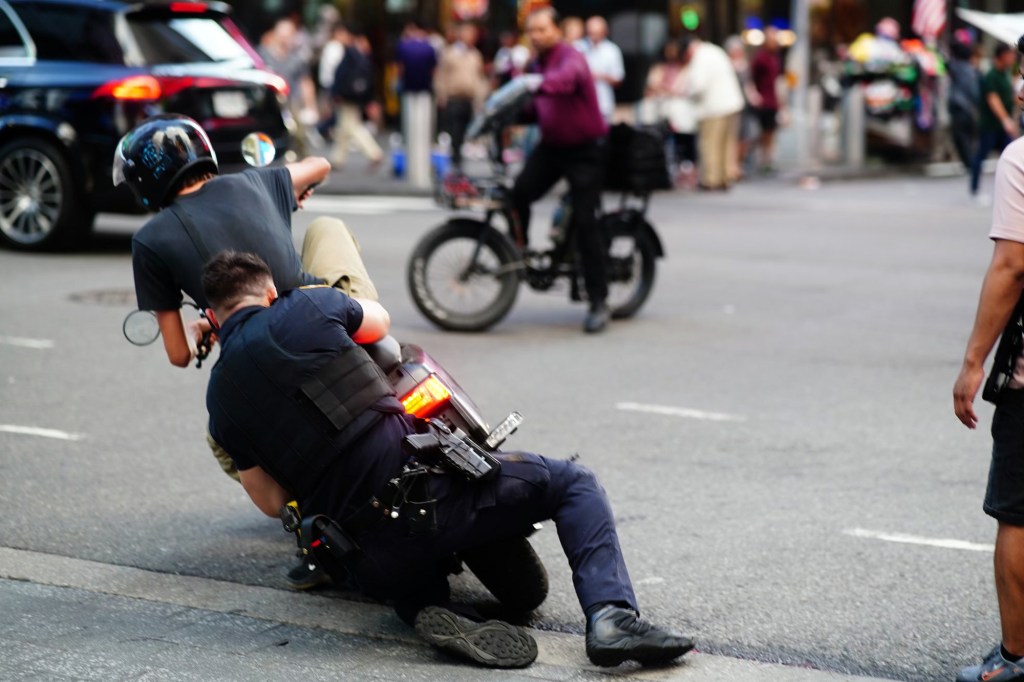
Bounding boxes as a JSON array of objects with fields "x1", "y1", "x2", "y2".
[{"x1": 601, "y1": 209, "x2": 665, "y2": 258}]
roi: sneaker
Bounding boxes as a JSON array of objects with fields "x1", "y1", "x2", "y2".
[
  {"x1": 957, "y1": 645, "x2": 1024, "y2": 681},
  {"x1": 585, "y1": 605, "x2": 694, "y2": 667},
  {"x1": 415, "y1": 605, "x2": 538, "y2": 669},
  {"x1": 285, "y1": 558, "x2": 332, "y2": 591}
]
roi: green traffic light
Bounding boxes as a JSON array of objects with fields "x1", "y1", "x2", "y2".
[{"x1": 681, "y1": 7, "x2": 700, "y2": 31}]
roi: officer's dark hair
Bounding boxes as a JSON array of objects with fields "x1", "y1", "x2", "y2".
[
  {"x1": 994, "y1": 42, "x2": 1014, "y2": 60},
  {"x1": 202, "y1": 251, "x2": 274, "y2": 313}
]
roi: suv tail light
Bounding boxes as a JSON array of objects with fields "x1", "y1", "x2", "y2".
[{"x1": 92, "y1": 75, "x2": 162, "y2": 101}]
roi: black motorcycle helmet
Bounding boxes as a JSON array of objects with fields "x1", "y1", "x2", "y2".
[{"x1": 112, "y1": 114, "x2": 219, "y2": 210}]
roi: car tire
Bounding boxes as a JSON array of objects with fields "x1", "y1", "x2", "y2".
[{"x1": 0, "y1": 137, "x2": 92, "y2": 251}]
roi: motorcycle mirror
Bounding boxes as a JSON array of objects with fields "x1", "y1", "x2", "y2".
[
  {"x1": 123, "y1": 310, "x2": 160, "y2": 346},
  {"x1": 241, "y1": 132, "x2": 276, "y2": 167}
]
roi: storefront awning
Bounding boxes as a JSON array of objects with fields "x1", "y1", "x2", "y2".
[{"x1": 956, "y1": 8, "x2": 1024, "y2": 46}]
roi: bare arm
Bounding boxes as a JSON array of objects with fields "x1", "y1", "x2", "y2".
[
  {"x1": 285, "y1": 157, "x2": 331, "y2": 205},
  {"x1": 953, "y1": 239, "x2": 1024, "y2": 428},
  {"x1": 238, "y1": 465, "x2": 290, "y2": 517},
  {"x1": 351, "y1": 298, "x2": 390, "y2": 344},
  {"x1": 156, "y1": 310, "x2": 210, "y2": 368}
]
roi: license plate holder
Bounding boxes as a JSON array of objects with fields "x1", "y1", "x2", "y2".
[{"x1": 212, "y1": 91, "x2": 248, "y2": 119}]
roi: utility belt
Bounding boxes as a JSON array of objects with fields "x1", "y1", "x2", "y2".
[{"x1": 281, "y1": 420, "x2": 502, "y2": 576}]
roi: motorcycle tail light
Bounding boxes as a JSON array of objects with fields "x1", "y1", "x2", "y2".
[{"x1": 401, "y1": 374, "x2": 451, "y2": 418}]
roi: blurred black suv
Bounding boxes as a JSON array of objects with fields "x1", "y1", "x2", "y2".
[{"x1": 0, "y1": 0, "x2": 290, "y2": 250}]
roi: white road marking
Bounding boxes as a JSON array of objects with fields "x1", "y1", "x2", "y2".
[
  {"x1": 843, "y1": 528, "x2": 994, "y2": 553},
  {"x1": 0, "y1": 425, "x2": 83, "y2": 441},
  {"x1": 616, "y1": 402, "x2": 746, "y2": 423},
  {"x1": 0, "y1": 336, "x2": 54, "y2": 349},
  {"x1": 305, "y1": 195, "x2": 439, "y2": 215}
]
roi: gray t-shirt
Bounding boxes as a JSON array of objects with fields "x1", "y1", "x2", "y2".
[{"x1": 131, "y1": 167, "x2": 320, "y2": 311}]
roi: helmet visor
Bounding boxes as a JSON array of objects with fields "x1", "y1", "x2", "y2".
[{"x1": 112, "y1": 133, "x2": 130, "y2": 187}]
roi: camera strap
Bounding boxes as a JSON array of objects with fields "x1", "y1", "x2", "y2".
[{"x1": 168, "y1": 204, "x2": 212, "y2": 265}]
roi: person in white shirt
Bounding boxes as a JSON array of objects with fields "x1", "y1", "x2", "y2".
[
  {"x1": 678, "y1": 34, "x2": 745, "y2": 191},
  {"x1": 576, "y1": 16, "x2": 625, "y2": 123}
]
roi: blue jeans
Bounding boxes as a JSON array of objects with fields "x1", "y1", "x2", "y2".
[{"x1": 970, "y1": 128, "x2": 1011, "y2": 195}]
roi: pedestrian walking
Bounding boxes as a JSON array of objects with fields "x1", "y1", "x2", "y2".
[
  {"x1": 970, "y1": 43, "x2": 1019, "y2": 199},
  {"x1": 644, "y1": 41, "x2": 697, "y2": 188},
  {"x1": 724, "y1": 35, "x2": 758, "y2": 182},
  {"x1": 948, "y1": 34, "x2": 981, "y2": 171},
  {"x1": 576, "y1": 16, "x2": 625, "y2": 123},
  {"x1": 434, "y1": 22, "x2": 488, "y2": 172},
  {"x1": 395, "y1": 21, "x2": 438, "y2": 188},
  {"x1": 952, "y1": 36, "x2": 1024, "y2": 682},
  {"x1": 678, "y1": 34, "x2": 745, "y2": 192},
  {"x1": 258, "y1": 17, "x2": 319, "y2": 159},
  {"x1": 329, "y1": 25, "x2": 383, "y2": 171},
  {"x1": 750, "y1": 26, "x2": 786, "y2": 174}
]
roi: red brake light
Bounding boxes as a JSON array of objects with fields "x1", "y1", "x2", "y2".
[
  {"x1": 170, "y1": 2, "x2": 208, "y2": 12},
  {"x1": 92, "y1": 75, "x2": 162, "y2": 101},
  {"x1": 400, "y1": 374, "x2": 452, "y2": 418}
]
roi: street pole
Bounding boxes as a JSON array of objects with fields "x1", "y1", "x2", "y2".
[{"x1": 791, "y1": 0, "x2": 812, "y2": 178}]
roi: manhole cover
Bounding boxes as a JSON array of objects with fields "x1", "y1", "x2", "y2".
[{"x1": 69, "y1": 288, "x2": 137, "y2": 306}]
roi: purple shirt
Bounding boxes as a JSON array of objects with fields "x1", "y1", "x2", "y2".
[
  {"x1": 528, "y1": 41, "x2": 607, "y2": 147},
  {"x1": 396, "y1": 37, "x2": 437, "y2": 93}
]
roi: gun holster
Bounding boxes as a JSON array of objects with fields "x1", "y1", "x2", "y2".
[
  {"x1": 402, "y1": 420, "x2": 501, "y2": 481},
  {"x1": 298, "y1": 514, "x2": 361, "y2": 580}
]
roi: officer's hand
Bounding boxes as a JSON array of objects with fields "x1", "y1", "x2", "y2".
[{"x1": 953, "y1": 362, "x2": 984, "y2": 429}]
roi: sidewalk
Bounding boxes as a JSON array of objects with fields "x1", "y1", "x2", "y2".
[{"x1": 0, "y1": 547, "x2": 891, "y2": 682}]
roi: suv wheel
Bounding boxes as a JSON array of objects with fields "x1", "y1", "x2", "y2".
[{"x1": 0, "y1": 137, "x2": 91, "y2": 250}]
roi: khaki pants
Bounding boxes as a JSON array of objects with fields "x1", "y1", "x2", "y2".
[
  {"x1": 698, "y1": 112, "x2": 740, "y2": 189},
  {"x1": 330, "y1": 103, "x2": 383, "y2": 167},
  {"x1": 207, "y1": 216, "x2": 379, "y2": 480}
]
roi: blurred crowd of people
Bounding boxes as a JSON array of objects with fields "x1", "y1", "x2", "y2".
[{"x1": 250, "y1": 9, "x2": 1019, "y2": 197}]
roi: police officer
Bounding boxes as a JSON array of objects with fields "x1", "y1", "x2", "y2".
[
  {"x1": 115, "y1": 114, "x2": 375, "y2": 589},
  {"x1": 202, "y1": 250, "x2": 695, "y2": 669}
]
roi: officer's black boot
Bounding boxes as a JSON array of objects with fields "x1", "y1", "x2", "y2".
[{"x1": 585, "y1": 604, "x2": 694, "y2": 667}]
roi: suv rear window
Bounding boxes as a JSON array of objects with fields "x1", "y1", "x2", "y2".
[
  {"x1": 12, "y1": 4, "x2": 252, "y2": 66},
  {"x1": 13, "y1": 5, "x2": 122, "y2": 63},
  {"x1": 125, "y1": 14, "x2": 252, "y2": 65}
]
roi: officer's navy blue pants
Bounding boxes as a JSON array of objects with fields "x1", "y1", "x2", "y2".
[{"x1": 348, "y1": 452, "x2": 638, "y2": 618}]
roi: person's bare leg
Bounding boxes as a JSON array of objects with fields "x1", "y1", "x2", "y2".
[{"x1": 996, "y1": 522, "x2": 1024, "y2": 655}]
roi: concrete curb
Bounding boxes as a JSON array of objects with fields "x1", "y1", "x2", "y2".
[{"x1": 0, "y1": 547, "x2": 891, "y2": 681}]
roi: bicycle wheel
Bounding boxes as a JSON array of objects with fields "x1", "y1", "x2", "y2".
[
  {"x1": 407, "y1": 218, "x2": 521, "y2": 332},
  {"x1": 603, "y1": 215, "x2": 658, "y2": 320}
]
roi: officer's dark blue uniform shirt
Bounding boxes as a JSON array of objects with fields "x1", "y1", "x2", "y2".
[{"x1": 208, "y1": 286, "x2": 413, "y2": 519}]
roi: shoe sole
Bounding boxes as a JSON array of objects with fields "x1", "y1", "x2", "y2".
[
  {"x1": 415, "y1": 606, "x2": 538, "y2": 668},
  {"x1": 588, "y1": 638, "x2": 695, "y2": 667}
]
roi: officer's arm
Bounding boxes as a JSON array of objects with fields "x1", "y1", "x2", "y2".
[
  {"x1": 238, "y1": 466, "x2": 290, "y2": 518},
  {"x1": 155, "y1": 310, "x2": 210, "y2": 368},
  {"x1": 351, "y1": 298, "x2": 390, "y2": 344},
  {"x1": 286, "y1": 157, "x2": 331, "y2": 202}
]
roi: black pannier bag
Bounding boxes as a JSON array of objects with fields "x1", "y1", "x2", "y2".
[{"x1": 605, "y1": 123, "x2": 672, "y2": 193}]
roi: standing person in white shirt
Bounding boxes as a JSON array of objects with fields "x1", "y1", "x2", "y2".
[
  {"x1": 678, "y1": 34, "x2": 745, "y2": 191},
  {"x1": 576, "y1": 16, "x2": 625, "y2": 123}
]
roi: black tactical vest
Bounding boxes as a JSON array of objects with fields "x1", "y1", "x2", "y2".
[{"x1": 208, "y1": 310, "x2": 403, "y2": 494}]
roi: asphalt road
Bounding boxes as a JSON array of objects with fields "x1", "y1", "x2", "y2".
[{"x1": 0, "y1": 175, "x2": 1003, "y2": 681}]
